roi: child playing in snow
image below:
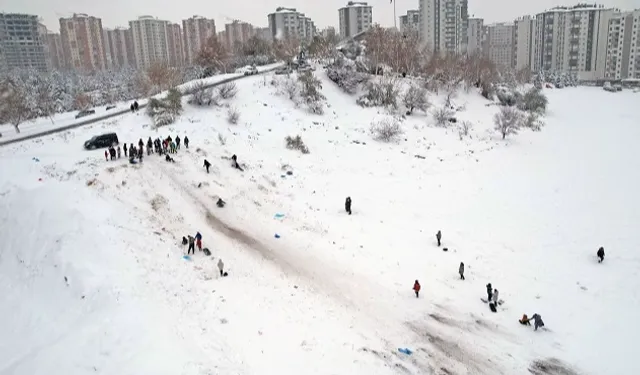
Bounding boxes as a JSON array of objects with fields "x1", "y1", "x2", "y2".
[{"x1": 413, "y1": 280, "x2": 421, "y2": 298}]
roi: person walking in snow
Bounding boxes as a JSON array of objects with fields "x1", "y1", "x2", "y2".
[
  {"x1": 486, "y1": 283, "x2": 493, "y2": 301},
  {"x1": 217, "y1": 258, "x2": 225, "y2": 277},
  {"x1": 204, "y1": 159, "x2": 211, "y2": 173},
  {"x1": 123, "y1": 143, "x2": 128, "y2": 157},
  {"x1": 134, "y1": 101, "x2": 139, "y2": 111},
  {"x1": 130, "y1": 103, "x2": 135, "y2": 113},
  {"x1": 413, "y1": 280, "x2": 421, "y2": 298},
  {"x1": 196, "y1": 237, "x2": 202, "y2": 251},
  {"x1": 171, "y1": 141, "x2": 176, "y2": 154},
  {"x1": 597, "y1": 247, "x2": 605, "y2": 263},
  {"x1": 187, "y1": 235, "x2": 195, "y2": 255},
  {"x1": 345, "y1": 197, "x2": 352, "y2": 215},
  {"x1": 104, "y1": 150, "x2": 109, "y2": 161},
  {"x1": 138, "y1": 138, "x2": 144, "y2": 151},
  {"x1": 436, "y1": 230, "x2": 442, "y2": 247},
  {"x1": 492, "y1": 289, "x2": 499, "y2": 306},
  {"x1": 459, "y1": 262, "x2": 465, "y2": 280},
  {"x1": 176, "y1": 136, "x2": 181, "y2": 149},
  {"x1": 231, "y1": 154, "x2": 244, "y2": 171},
  {"x1": 117, "y1": 146, "x2": 121, "y2": 159},
  {"x1": 109, "y1": 146, "x2": 116, "y2": 160},
  {"x1": 147, "y1": 137, "x2": 153, "y2": 155},
  {"x1": 138, "y1": 147, "x2": 143, "y2": 163},
  {"x1": 130, "y1": 143, "x2": 134, "y2": 155},
  {"x1": 530, "y1": 313, "x2": 544, "y2": 331},
  {"x1": 184, "y1": 136, "x2": 189, "y2": 149}
]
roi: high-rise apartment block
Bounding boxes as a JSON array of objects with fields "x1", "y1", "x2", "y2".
[
  {"x1": 129, "y1": 16, "x2": 171, "y2": 69},
  {"x1": 399, "y1": 10, "x2": 420, "y2": 33},
  {"x1": 465, "y1": 18, "x2": 484, "y2": 55},
  {"x1": 513, "y1": 15, "x2": 537, "y2": 70},
  {"x1": 59, "y1": 13, "x2": 108, "y2": 72},
  {"x1": 0, "y1": 13, "x2": 49, "y2": 72},
  {"x1": 485, "y1": 23, "x2": 514, "y2": 68},
  {"x1": 225, "y1": 21, "x2": 254, "y2": 50},
  {"x1": 338, "y1": 1, "x2": 373, "y2": 38},
  {"x1": 268, "y1": 7, "x2": 316, "y2": 41},
  {"x1": 605, "y1": 10, "x2": 640, "y2": 79},
  {"x1": 419, "y1": 0, "x2": 469, "y2": 54},
  {"x1": 103, "y1": 27, "x2": 135, "y2": 69},
  {"x1": 46, "y1": 33, "x2": 66, "y2": 70},
  {"x1": 182, "y1": 16, "x2": 216, "y2": 65},
  {"x1": 167, "y1": 23, "x2": 185, "y2": 67},
  {"x1": 533, "y1": 4, "x2": 614, "y2": 80}
]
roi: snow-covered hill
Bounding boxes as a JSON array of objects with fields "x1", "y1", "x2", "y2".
[{"x1": 1, "y1": 70, "x2": 638, "y2": 375}]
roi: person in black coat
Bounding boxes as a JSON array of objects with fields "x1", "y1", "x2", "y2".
[
  {"x1": 597, "y1": 247, "x2": 605, "y2": 263},
  {"x1": 345, "y1": 197, "x2": 352, "y2": 215},
  {"x1": 459, "y1": 262, "x2": 465, "y2": 280},
  {"x1": 486, "y1": 283, "x2": 493, "y2": 301},
  {"x1": 184, "y1": 136, "x2": 189, "y2": 149},
  {"x1": 130, "y1": 103, "x2": 135, "y2": 112},
  {"x1": 231, "y1": 155, "x2": 244, "y2": 171},
  {"x1": 176, "y1": 136, "x2": 181, "y2": 149},
  {"x1": 133, "y1": 101, "x2": 139, "y2": 111},
  {"x1": 204, "y1": 159, "x2": 211, "y2": 173},
  {"x1": 123, "y1": 143, "x2": 128, "y2": 157},
  {"x1": 436, "y1": 230, "x2": 442, "y2": 247}
]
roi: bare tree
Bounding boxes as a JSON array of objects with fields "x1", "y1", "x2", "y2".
[
  {"x1": 402, "y1": 84, "x2": 430, "y2": 114},
  {"x1": 457, "y1": 121, "x2": 473, "y2": 140},
  {"x1": 432, "y1": 106, "x2": 454, "y2": 127},
  {"x1": 494, "y1": 106, "x2": 523, "y2": 139},
  {"x1": 370, "y1": 117, "x2": 403, "y2": 142},
  {"x1": 0, "y1": 80, "x2": 31, "y2": 133},
  {"x1": 73, "y1": 93, "x2": 92, "y2": 111},
  {"x1": 147, "y1": 63, "x2": 180, "y2": 92},
  {"x1": 357, "y1": 77, "x2": 400, "y2": 108},
  {"x1": 217, "y1": 82, "x2": 238, "y2": 99},
  {"x1": 187, "y1": 81, "x2": 214, "y2": 106},
  {"x1": 273, "y1": 38, "x2": 300, "y2": 61},
  {"x1": 197, "y1": 35, "x2": 229, "y2": 73}
]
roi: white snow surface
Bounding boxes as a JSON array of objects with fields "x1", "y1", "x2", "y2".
[{"x1": 1, "y1": 72, "x2": 638, "y2": 375}]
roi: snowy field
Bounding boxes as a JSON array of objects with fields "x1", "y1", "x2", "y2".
[
  {"x1": 1, "y1": 71, "x2": 638, "y2": 375},
  {"x1": 0, "y1": 63, "x2": 282, "y2": 144}
]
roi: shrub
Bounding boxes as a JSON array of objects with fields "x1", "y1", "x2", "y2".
[
  {"x1": 370, "y1": 118, "x2": 403, "y2": 142},
  {"x1": 496, "y1": 86, "x2": 521, "y2": 106},
  {"x1": 187, "y1": 81, "x2": 214, "y2": 106},
  {"x1": 325, "y1": 57, "x2": 368, "y2": 94},
  {"x1": 519, "y1": 87, "x2": 548, "y2": 114},
  {"x1": 402, "y1": 85, "x2": 430, "y2": 114},
  {"x1": 357, "y1": 78, "x2": 400, "y2": 108},
  {"x1": 298, "y1": 71, "x2": 325, "y2": 114},
  {"x1": 285, "y1": 135, "x2": 309, "y2": 154},
  {"x1": 217, "y1": 82, "x2": 238, "y2": 99},
  {"x1": 165, "y1": 87, "x2": 183, "y2": 115},
  {"x1": 457, "y1": 121, "x2": 473, "y2": 140},
  {"x1": 227, "y1": 107, "x2": 240, "y2": 124},
  {"x1": 494, "y1": 106, "x2": 523, "y2": 139},
  {"x1": 432, "y1": 106, "x2": 454, "y2": 127},
  {"x1": 523, "y1": 111, "x2": 545, "y2": 131}
]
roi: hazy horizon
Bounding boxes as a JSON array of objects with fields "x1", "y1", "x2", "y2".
[{"x1": 2, "y1": 0, "x2": 637, "y2": 33}]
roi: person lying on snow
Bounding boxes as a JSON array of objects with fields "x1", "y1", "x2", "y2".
[
  {"x1": 519, "y1": 314, "x2": 531, "y2": 325},
  {"x1": 165, "y1": 154, "x2": 174, "y2": 162}
]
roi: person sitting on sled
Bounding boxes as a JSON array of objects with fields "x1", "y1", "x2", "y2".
[{"x1": 519, "y1": 314, "x2": 531, "y2": 326}]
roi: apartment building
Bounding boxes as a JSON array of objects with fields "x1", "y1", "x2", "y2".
[
  {"x1": 399, "y1": 10, "x2": 420, "y2": 34},
  {"x1": 129, "y1": 16, "x2": 171, "y2": 69},
  {"x1": 254, "y1": 27, "x2": 272, "y2": 41},
  {"x1": 485, "y1": 23, "x2": 514, "y2": 68},
  {"x1": 225, "y1": 21, "x2": 254, "y2": 50},
  {"x1": 338, "y1": 1, "x2": 373, "y2": 38},
  {"x1": 0, "y1": 13, "x2": 49, "y2": 71},
  {"x1": 605, "y1": 10, "x2": 640, "y2": 79},
  {"x1": 46, "y1": 32, "x2": 66, "y2": 70},
  {"x1": 182, "y1": 16, "x2": 216, "y2": 65},
  {"x1": 268, "y1": 7, "x2": 316, "y2": 41},
  {"x1": 533, "y1": 4, "x2": 614, "y2": 80},
  {"x1": 321, "y1": 26, "x2": 337, "y2": 39},
  {"x1": 419, "y1": 0, "x2": 469, "y2": 54},
  {"x1": 466, "y1": 17, "x2": 484, "y2": 55},
  {"x1": 103, "y1": 28, "x2": 135, "y2": 69},
  {"x1": 167, "y1": 23, "x2": 185, "y2": 67},
  {"x1": 513, "y1": 15, "x2": 537, "y2": 70},
  {"x1": 59, "y1": 13, "x2": 108, "y2": 72}
]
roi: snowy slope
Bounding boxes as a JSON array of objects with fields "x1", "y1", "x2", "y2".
[{"x1": 1, "y1": 70, "x2": 638, "y2": 375}]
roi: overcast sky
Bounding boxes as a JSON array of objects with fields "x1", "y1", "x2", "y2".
[{"x1": 3, "y1": 0, "x2": 638, "y2": 32}]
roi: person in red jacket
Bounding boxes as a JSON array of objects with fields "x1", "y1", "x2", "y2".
[
  {"x1": 196, "y1": 238, "x2": 202, "y2": 251},
  {"x1": 413, "y1": 280, "x2": 421, "y2": 298}
]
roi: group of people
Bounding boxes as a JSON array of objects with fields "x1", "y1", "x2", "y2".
[
  {"x1": 203, "y1": 154, "x2": 244, "y2": 174},
  {"x1": 103, "y1": 134, "x2": 190, "y2": 164},
  {"x1": 182, "y1": 232, "x2": 227, "y2": 277},
  {"x1": 129, "y1": 101, "x2": 140, "y2": 112}
]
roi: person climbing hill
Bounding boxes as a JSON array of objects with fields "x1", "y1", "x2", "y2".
[
  {"x1": 436, "y1": 230, "x2": 442, "y2": 247},
  {"x1": 345, "y1": 197, "x2": 352, "y2": 215},
  {"x1": 531, "y1": 313, "x2": 544, "y2": 331},
  {"x1": 459, "y1": 262, "x2": 465, "y2": 280},
  {"x1": 519, "y1": 314, "x2": 531, "y2": 325},
  {"x1": 413, "y1": 280, "x2": 421, "y2": 298},
  {"x1": 204, "y1": 159, "x2": 211, "y2": 173},
  {"x1": 597, "y1": 247, "x2": 605, "y2": 263}
]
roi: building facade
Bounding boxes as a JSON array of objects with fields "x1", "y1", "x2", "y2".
[
  {"x1": 485, "y1": 23, "x2": 514, "y2": 68},
  {"x1": 59, "y1": 13, "x2": 107, "y2": 72},
  {"x1": 104, "y1": 27, "x2": 135, "y2": 69},
  {"x1": 605, "y1": 10, "x2": 640, "y2": 79},
  {"x1": 465, "y1": 17, "x2": 484, "y2": 55},
  {"x1": 268, "y1": 7, "x2": 316, "y2": 41},
  {"x1": 46, "y1": 32, "x2": 66, "y2": 70},
  {"x1": 419, "y1": 0, "x2": 469, "y2": 54},
  {"x1": 533, "y1": 4, "x2": 614, "y2": 80},
  {"x1": 129, "y1": 16, "x2": 171, "y2": 69},
  {"x1": 0, "y1": 13, "x2": 49, "y2": 72},
  {"x1": 225, "y1": 21, "x2": 254, "y2": 50},
  {"x1": 167, "y1": 23, "x2": 185, "y2": 67},
  {"x1": 513, "y1": 15, "x2": 537, "y2": 70},
  {"x1": 182, "y1": 16, "x2": 216, "y2": 65},
  {"x1": 399, "y1": 10, "x2": 420, "y2": 33},
  {"x1": 338, "y1": 1, "x2": 373, "y2": 38}
]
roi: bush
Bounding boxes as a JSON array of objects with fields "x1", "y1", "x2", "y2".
[
  {"x1": 325, "y1": 57, "x2": 368, "y2": 94},
  {"x1": 187, "y1": 81, "x2": 214, "y2": 106},
  {"x1": 218, "y1": 82, "x2": 238, "y2": 99},
  {"x1": 298, "y1": 71, "x2": 325, "y2": 114},
  {"x1": 402, "y1": 85, "x2": 430, "y2": 114},
  {"x1": 285, "y1": 135, "x2": 309, "y2": 154},
  {"x1": 523, "y1": 111, "x2": 544, "y2": 131},
  {"x1": 519, "y1": 87, "x2": 548, "y2": 113},
  {"x1": 357, "y1": 78, "x2": 399, "y2": 108},
  {"x1": 457, "y1": 121, "x2": 473, "y2": 140},
  {"x1": 165, "y1": 87, "x2": 183, "y2": 115},
  {"x1": 494, "y1": 106, "x2": 523, "y2": 139},
  {"x1": 432, "y1": 106, "x2": 454, "y2": 127},
  {"x1": 370, "y1": 118, "x2": 403, "y2": 142},
  {"x1": 227, "y1": 107, "x2": 240, "y2": 124},
  {"x1": 496, "y1": 86, "x2": 521, "y2": 106}
]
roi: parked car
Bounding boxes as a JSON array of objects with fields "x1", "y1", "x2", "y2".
[
  {"x1": 75, "y1": 109, "x2": 96, "y2": 119},
  {"x1": 84, "y1": 133, "x2": 119, "y2": 150},
  {"x1": 603, "y1": 82, "x2": 617, "y2": 92},
  {"x1": 106, "y1": 105, "x2": 116, "y2": 111},
  {"x1": 243, "y1": 65, "x2": 258, "y2": 76}
]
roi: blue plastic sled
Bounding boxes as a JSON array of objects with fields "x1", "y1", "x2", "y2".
[
  {"x1": 274, "y1": 233, "x2": 281, "y2": 239},
  {"x1": 182, "y1": 255, "x2": 192, "y2": 261},
  {"x1": 274, "y1": 213, "x2": 285, "y2": 219},
  {"x1": 398, "y1": 348, "x2": 413, "y2": 355}
]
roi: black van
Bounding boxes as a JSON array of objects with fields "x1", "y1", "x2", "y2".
[{"x1": 84, "y1": 133, "x2": 119, "y2": 149}]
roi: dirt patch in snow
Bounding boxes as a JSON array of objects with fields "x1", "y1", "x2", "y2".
[
  {"x1": 150, "y1": 194, "x2": 168, "y2": 211},
  {"x1": 528, "y1": 358, "x2": 580, "y2": 375}
]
